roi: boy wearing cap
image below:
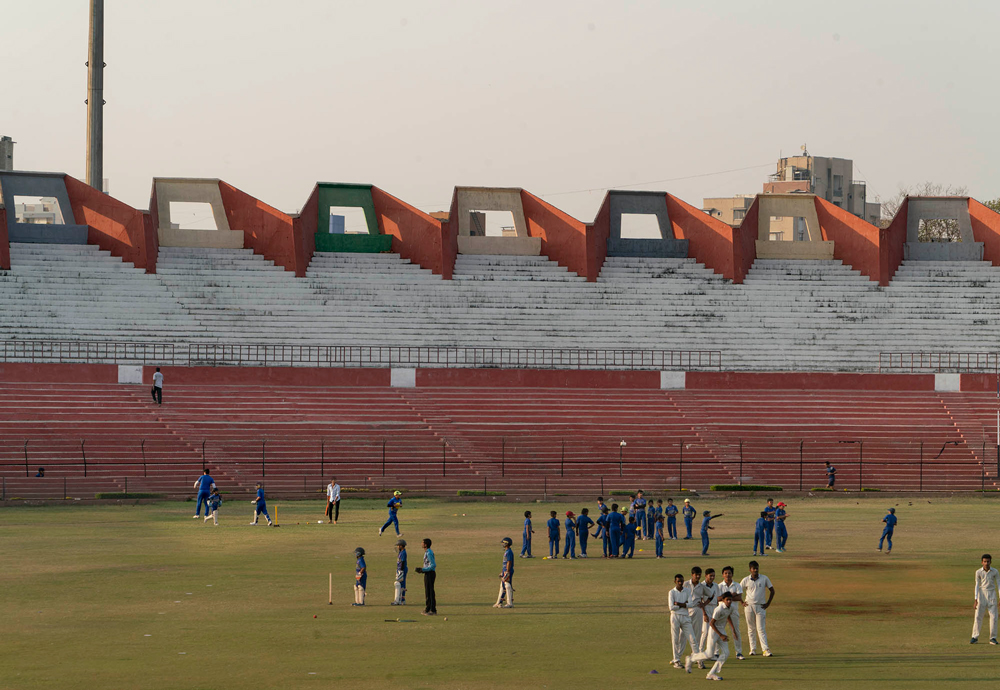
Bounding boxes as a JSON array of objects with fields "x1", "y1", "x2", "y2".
[
  {"x1": 521, "y1": 510, "x2": 534, "y2": 558},
  {"x1": 665, "y1": 498, "x2": 679, "y2": 539},
  {"x1": 972, "y1": 553, "x2": 999, "y2": 645},
  {"x1": 763, "y1": 498, "x2": 776, "y2": 550},
  {"x1": 563, "y1": 511, "x2": 578, "y2": 559},
  {"x1": 494, "y1": 537, "x2": 515, "y2": 608},
  {"x1": 353, "y1": 547, "x2": 367, "y2": 606},
  {"x1": 576, "y1": 508, "x2": 594, "y2": 558},
  {"x1": 547, "y1": 511, "x2": 561, "y2": 558},
  {"x1": 878, "y1": 507, "x2": 897, "y2": 553},
  {"x1": 701, "y1": 510, "x2": 723, "y2": 556},
  {"x1": 379, "y1": 491, "x2": 403, "y2": 537},
  {"x1": 391, "y1": 539, "x2": 408, "y2": 605},
  {"x1": 775, "y1": 503, "x2": 789, "y2": 553},
  {"x1": 682, "y1": 499, "x2": 696, "y2": 539}
]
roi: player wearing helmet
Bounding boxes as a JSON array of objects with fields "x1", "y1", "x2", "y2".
[
  {"x1": 353, "y1": 547, "x2": 367, "y2": 606},
  {"x1": 391, "y1": 539, "x2": 408, "y2": 605}
]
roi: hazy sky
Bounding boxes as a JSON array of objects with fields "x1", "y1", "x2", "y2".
[{"x1": 4, "y1": 0, "x2": 998, "y2": 220}]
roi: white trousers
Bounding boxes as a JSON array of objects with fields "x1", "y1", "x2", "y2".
[
  {"x1": 729, "y1": 607, "x2": 743, "y2": 655},
  {"x1": 973, "y1": 600, "x2": 998, "y2": 639},
  {"x1": 692, "y1": 631, "x2": 730, "y2": 677},
  {"x1": 745, "y1": 604, "x2": 769, "y2": 653},
  {"x1": 689, "y1": 609, "x2": 704, "y2": 649},
  {"x1": 700, "y1": 604, "x2": 717, "y2": 649},
  {"x1": 670, "y1": 613, "x2": 699, "y2": 663},
  {"x1": 495, "y1": 581, "x2": 513, "y2": 606}
]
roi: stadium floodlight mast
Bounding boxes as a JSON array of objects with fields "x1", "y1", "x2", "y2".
[
  {"x1": 85, "y1": 0, "x2": 105, "y2": 190},
  {"x1": 619, "y1": 439, "x2": 626, "y2": 477}
]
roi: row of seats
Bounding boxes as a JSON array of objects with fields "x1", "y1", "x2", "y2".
[{"x1": 6, "y1": 244, "x2": 1000, "y2": 371}]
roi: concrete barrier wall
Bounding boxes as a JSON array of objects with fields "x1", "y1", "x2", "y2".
[
  {"x1": 152, "y1": 178, "x2": 230, "y2": 231},
  {"x1": 455, "y1": 188, "x2": 528, "y2": 237},
  {"x1": 64, "y1": 174, "x2": 158, "y2": 272},
  {"x1": 294, "y1": 185, "x2": 319, "y2": 276},
  {"x1": 969, "y1": 198, "x2": 1000, "y2": 267},
  {"x1": 457, "y1": 236, "x2": 541, "y2": 255},
  {"x1": 880, "y1": 198, "x2": 907, "y2": 285},
  {"x1": 157, "y1": 228, "x2": 244, "y2": 248},
  {"x1": 0, "y1": 204, "x2": 8, "y2": 270},
  {"x1": 521, "y1": 190, "x2": 590, "y2": 278},
  {"x1": 218, "y1": 181, "x2": 300, "y2": 274},
  {"x1": 814, "y1": 197, "x2": 880, "y2": 281},
  {"x1": 372, "y1": 186, "x2": 450, "y2": 276},
  {"x1": 667, "y1": 193, "x2": 740, "y2": 281},
  {"x1": 756, "y1": 240, "x2": 835, "y2": 259}
]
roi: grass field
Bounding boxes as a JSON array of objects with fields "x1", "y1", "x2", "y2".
[{"x1": 1, "y1": 495, "x2": 998, "y2": 689}]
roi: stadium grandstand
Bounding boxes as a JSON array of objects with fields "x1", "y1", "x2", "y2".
[{"x1": 3, "y1": 170, "x2": 1000, "y2": 499}]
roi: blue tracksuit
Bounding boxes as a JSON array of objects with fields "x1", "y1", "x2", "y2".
[
  {"x1": 547, "y1": 517, "x2": 560, "y2": 557},
  {"x1": 608, "y1": 512, "x2": 625, "y2": 557},
  {"x1": 646, "y1": 503, "x2": 656, "y2": 538},
  {"x1": 195, "y1": 474, "x2": 215, "y2": 516},
  {"x1": 634, "y1": 498, "x2": 647, "y2": 537},
  {"x1": 665, "y1": 504, "x2": 678, "y2": 539},
  {"x1": 654, "y1": 520, "x2": 664, "y2": 557},
  {"x1": 596, "y1": 513, "x2": 610, "y2": 556},
  {"x1": 253, "y1": 488, "x2": 270, "y2": 522},
  {"x1": 623, "y1": 523, "x2": 638, "y2": 558},
  {"x1": 576, "y1": 514, "x2": 594, "y2": 556},
  {"x1": 753, "y1": 516, "x2": 766, "y2": 554},
  {"x1": 521, "y1": 517, "x2": 533, "y2": 557},
  {"x1": 775, "y1": 508, "x2": 788, "y2": 550},
  {"x1": 763, "y1": 504, "x2": 776, "y2": 547},
  {"x1": 682, "y1": 504, "x2": 696, "y2": 539},
  {"x1": 594, "y1": 504, "x2": 609, "y2": 537},
  {"x1": 563, "y1": 517, "x2": 577, "y2": 558},
  {"x1": 879, "y1": 513, "x2": 897, "y2": 550},
  {"x1": 381, "y1": 497, "x2": 402, "y2": 535},
  {"x1": 701, "y1": 514, "x2": 719, "y2": 555}
]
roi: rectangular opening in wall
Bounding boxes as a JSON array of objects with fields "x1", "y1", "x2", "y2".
[
  {"x1": 169, "y1": 202, "x2": 218, "y2": 230},
  {"x1": 918, "y1": 218, "x2": 961, "y2": 243},
  {"x1": 470, "y1": 210, "x2": 517, "y2": 237},
  {"x1": 13, "y1": 196, "x2": 65, "y2": 225},
  {"x1": 769, "y1": 216, "x2": 810, "y2": 241},
  {"x1": 328, "y1": 206, "x2": 371, "y2": 234},
  {"x1": 620, "y1": 213, "x2": 662, "y2": 239}
]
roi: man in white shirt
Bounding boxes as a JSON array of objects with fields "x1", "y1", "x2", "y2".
[
  {"x1": 740, "y1": 560, "x2": 775, "y2": 656},
  {"x1": 669, "y1": 573, "x2": 699, "y2": 669},
  {"x1": 717, "y1": 565, "x2": 745, "y2": 659},
  {"x1": 687, "y1": 590, "x2": 738, "y2": 680},
  {"x1": 700, "y1": 568, "x2": 720, "y2": 652},
  {"x1": 972, "y1": 553, "x2": 999, "y2": 645},
  {"x1": 326, "y1": 477, "x2": 341, "y2": 524},
  {"x1": 151, "y1": 367, "x2": 163, "y2": 405},
  {"x1": 685, "y1": 566, "x2": 709, "y2": 668}
]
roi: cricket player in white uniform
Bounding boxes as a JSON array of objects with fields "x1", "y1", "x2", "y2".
[
  {"x1": 685, "y1": 567, "x2": 709, "y2": 666},
  {"x1": 740, "y1": 560, "x2": 775, "y2": 656},
  {"x1": 718, "y1": 565, "x2": 745, "y2": 659},
  {"x1": 687, "y1": 591, "x2": 738, "y2": 680},
  {"x1": 669, "y1": 574, "x2": 700, "y2": 668},
  {"x1": 700, "y1": 568, "x2": 720, "y2": 651},
  {"x1": 972, "y1": 553, "x2": 999, "y2": 645}
]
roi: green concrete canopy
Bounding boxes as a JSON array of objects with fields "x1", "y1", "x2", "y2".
[{"x1": 317, "y1": 183, "x2": 379, "y2": 236}]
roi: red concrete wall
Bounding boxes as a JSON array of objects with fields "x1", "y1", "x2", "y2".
[
  {"x1": 814, "y1": 197, "x2": 880, "y2": 283},
  {"x1": 416, "y1": 368, "x2": 660, "y2": 389},
  {"x1": 879, "y1": 198, "x2": 907, "y2": 286},
  {"x1": 64, "y1": 175, "x2": 158, "y2": 272},
  {"x1": 218, "y1": 181, "x2": 300, "y2": 275},
  {"x1": 731, "y1": 197, "x2": 759, "y2": 283},
  {"x1": 0, "y1": 204, "x2": 9, "y2": 270},
  {"x1": 371, "y1": 186, "x2": 450, "y2": 277},
  {"x1": 436, "y1": 188, "x2": 460, "y2": 280},
  {"x1": 587, "y1": 195, "x2": 611, "y2": 282},
  {"x1": 0, "y1": 363, "x2": 119, "y2": 383},
  {"x1": 521, "y1": 190, "x2": 592, "y2": 279},
  {"x1": 969, "y1": 198, "x2": 1000, "y2": 267},
  {"x1": 667, "y1": 193, "x2": 742, "y2": 281},
  {"x1": 143, "y1": 366, "x2": 391, "y2": 387},
  {"x1": 687, "y1": 371, "x2": 936, "y2": 391},
  {"x1": 959, "y1": 374, "x2": 1000, "y2": 392},
  {"x1": 293, "y1": 185, "x2": 319, "y2": 277}
]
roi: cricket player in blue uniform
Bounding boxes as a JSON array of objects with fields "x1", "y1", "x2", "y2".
[
  {"x1": 775, "y1": 502, "x2": 789, "y2": 552},
  {"x1": 193, "y1": 468, "x2": 215, "y2": 518},
  {"x1": 203, "y1": 488, "x2": 222, "y2": 525},
  {"x1": 878, "y1": 507, "x2": 897, "y2": 553},
  {"x1": 763, "y1": 499, "x2": 776, "y2": 550},
  {"x1": 634, "y1": 491, "x2": 648, "y2": 539},
  {"x1": 353, "y1": 547, "x2": 367, "y2": 606},
  {"x1": 391, "y1": 539, "x2": 407, "y2": 605},
  {"x1": 576, "y1": 508, "x2": 594, "y2": 558},
  {"x1": 646, "y1": 500, "x2": 657, "y2": 540},
  {"x1": 701, "y1": 510, "x2": 723, "y2": 556},
  {"x1": 380, "y1": 491, "x2": 403, "y2": 536},
  {"x1": 494, "y1": 537, "x2": 515, "y2": 608},
  {"x1": 623, "y1": 516, "x2": 639, "y2": 558},
  {"x1": 752, "y1": 511, "x2": 767, "y2": 556},
  {"x1": 655, "y1": 515, "x2": 665, "y2": 558},
  {"x1": 521, "y1": 511, "x2": 534, "y2": 558},
  {"x1": 250, "y1": 483, "x2": 272, "y2": 526},
  {"x1": 682, "y1": 499, "x2": 696, "y2": 539},
  {"x1": 563, "y1": 511, "x2": 578, "y2": 559},
  {"x1": 547, "y1": 511, "x2": 561, "y2": 558},
  {"x1": 608, "y1": 504, "x2": 625, "y2": 557},
  {"x1": 596, "y1": 508, "x2": 611, "y2": 557},
  {"x1": 665, "y1": 498, "x2": 679, "y2": 539}
]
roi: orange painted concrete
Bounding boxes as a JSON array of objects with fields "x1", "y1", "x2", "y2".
[
  {"x1": 969, "y1": 198, "x2": 1000, "y2": 267},
  {"x1": 64, "y1": 175, "x2": 158, "y2": 272},
  {"x1": 143, "y1": 366, "x2": 392, "y2": 387},
  {"x1": 0, "y1": 205, "x2": 9, "y2": 270},
  {"x1": 293, "y1": 185, "x2": 319, "y2": 277},
  {"x1": 668, "y1": 193, "x2": 742, "y2": 281},
  {"x1": 959, "y1": 374, "x2": 1000, "y2": 392},
  {"x1": 814, "y1": 197, "x2": 881, "y2": 283},
  {"x1": 218, "y1": 181, "x2": 300, "y2": 275},
  {"x1": 732, "y1": 198, "x2": 758, "y2": 283},
  {"x1": 521, "y1": 190, "x2": 592, "y2": 279},
  {"x1": 588, "y1": 195, "x2": 611, "y2": 282},
  {"x1": 415, "y1": 368, "x2": 660, "y2": 389},
  {"x1": 687, "y1": 371, "x2": 936, "y2": 391},
  {"x1": 880, "y1": 198, "x2": 907, "y2": 286},
  {"x1": 372, "y1": 186, "x2": 450, "y2": 277},
  {"x1": 0, "y1": 363, "x2": 119, "y2": 383}
]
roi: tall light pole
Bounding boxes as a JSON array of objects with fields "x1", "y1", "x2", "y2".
[{"x1": 86, "y1": 0, "x2": 105, "y2": 190}]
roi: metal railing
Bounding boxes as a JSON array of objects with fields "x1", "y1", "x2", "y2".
[
  {"x1": 878, "y1": 352, "x2": 999, "y2": 373},
  {"x1": 0, "y1": 340, "x2": 723, "y2": 370}
]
